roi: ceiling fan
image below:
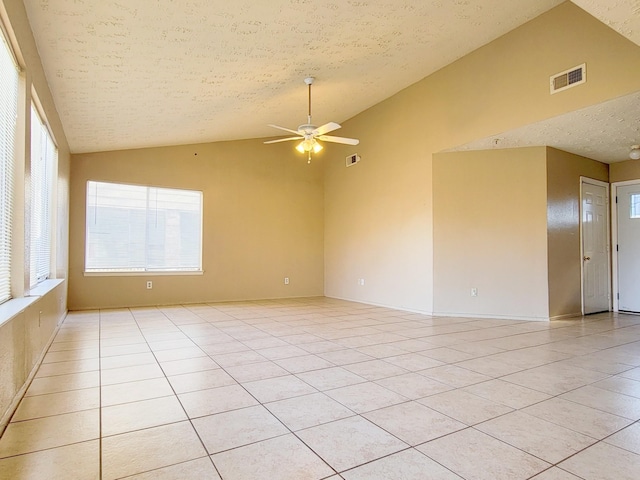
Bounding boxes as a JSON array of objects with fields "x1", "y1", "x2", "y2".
[{"x1": 264, "y1": 77, "x2": 359, "y2": 163}]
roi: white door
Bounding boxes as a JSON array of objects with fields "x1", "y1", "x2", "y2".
[
  {"x1": 582, "y1": 181, "x2": 610, "y2": 314},
  {"x1": 617, "y1": 183, "x2": 640, "y2": 313}
]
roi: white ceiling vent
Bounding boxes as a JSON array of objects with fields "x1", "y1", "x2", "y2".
[{"x1": 550, "y1": 63, "x2": 586, "y2": 94}]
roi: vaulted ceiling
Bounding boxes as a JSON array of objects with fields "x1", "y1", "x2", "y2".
[{"x1": 22, "y1": 1, "x2": 640, "y2": 160}]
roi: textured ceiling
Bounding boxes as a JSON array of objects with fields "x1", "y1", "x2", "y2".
[
  {"x1": 572, "y1": 0, "x2": 640, "y2": 45},
  {"x1": 446, "y1": 91, "x2": 640, "y2": 163},
  {"x1": 21, "y1": 0, "x2": 640, "y2": 159},
  {"x1": 24, "y1": 0, "x2": 564, "y2": 153}
]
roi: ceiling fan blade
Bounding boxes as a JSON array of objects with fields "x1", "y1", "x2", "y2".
[
  {"x1": 313, "y1": 122, "x2": 341, "y2": 136},
  {"x1": 317, "y1": 135, "x2": 359, "y2": 145},
  {"x1": 264, "y1": 136, "x2": 301, "y2": 144},
  {"x1": 268, "y1": 124, "x2": 301, "y2": 135}
]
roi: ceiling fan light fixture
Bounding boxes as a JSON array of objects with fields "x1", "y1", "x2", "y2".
[
  {"x1": 265, "y1": 77, "x2": 359, "y2": 163},
  {"x1": 630, "y1": 145, "x2": 640, "y2": 160},
  {"x1": 296, "y1": 138, "x2": 322, "y2": 154},
  {"x1": 303, "y1": 139, "x2": 314, "y2": 152}
]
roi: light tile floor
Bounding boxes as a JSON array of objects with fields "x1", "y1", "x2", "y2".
[{"x1": 1, "y1": 297, "x2": 640, "y2": 479}]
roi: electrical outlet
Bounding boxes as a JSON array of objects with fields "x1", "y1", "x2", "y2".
[
  {"x1": 471, "y1": 287, "x2": 478, "y2": 297},
  {"x1": 358, "y1": 278, "x2": 365, "y2": 286},
  {"x1": 146, "y1": 281, "x2": 153, "y2": 289},
  {"x1": 284, "y1": 277, "x2": 289, "y2": 285}
]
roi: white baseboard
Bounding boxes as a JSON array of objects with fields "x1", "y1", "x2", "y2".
[{"x1": 431, "y1": 311, "x2": 551, "y2": 322}]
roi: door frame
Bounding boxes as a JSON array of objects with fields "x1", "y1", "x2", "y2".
[
  {"x1": 611, "y1": 179, "x2": 640, "y2": 312},
  {"x1": 579, "y1": 177, "x2": 611, "y2": 315}
]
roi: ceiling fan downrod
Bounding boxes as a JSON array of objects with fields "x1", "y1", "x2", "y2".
[{"x1": 305, "y1": 77, "x2": 314, "y2": 125}]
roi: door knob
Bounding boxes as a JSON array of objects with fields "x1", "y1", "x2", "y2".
[{"x1": 584, "y1": 256, "x2": 591, "y2": 261}]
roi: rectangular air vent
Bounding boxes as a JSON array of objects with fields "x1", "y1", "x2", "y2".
[
  {"x1": 550, "y1": 63, "x2": 586, "y2": 94},
  {"x1": 346, "y1": 154, "x2": 360, "y2": 167}
]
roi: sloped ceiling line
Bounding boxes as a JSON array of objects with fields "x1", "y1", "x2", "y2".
[{"x1": 21, "y1": 0, "x2": 640, "y2": 160}]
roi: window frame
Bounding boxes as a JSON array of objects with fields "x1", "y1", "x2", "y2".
[
  {"x1": 84, "y1": 180, "x2": 204, "y2": 276},
  {"x1": 29, "y1": 102, "x2": 56, "y2": 288},
  {"x1": 0, "y1": 27, "x2": 19, "y2": 305}
]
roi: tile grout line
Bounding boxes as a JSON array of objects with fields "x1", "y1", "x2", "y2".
[
  {"x1": 38, "y1": 302, "x2": 640, "y2": 479},
  {"x1": 129, "y1": 305, "x2": 225, "y2": 479},
  {"x1": 180, "y1": 303, "x2": 493, "y2": 477},
  {"x1": 98, "y1": 309, "x2": 103, "y2": 480},
  {"x1": 173, "y1": 304, "x2": 341, "y2": 478}
]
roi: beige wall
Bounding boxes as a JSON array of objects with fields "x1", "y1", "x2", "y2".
[
  {"x1": 324, "y1": 96, "x2": 433, "y2": 312},
  {"x1": 1, "y1": 0, "x2": 70, "y2": 426},
  {"x1": 433, "y1": 148, "x2": 549, "y2": 319},
  {"x1": 610, "y1": 160, "x2": 640, "y2": 183},
  {"x1": 69, "y1": 140, "x2": 324, "y2": 309},
  {"x1": 325, "y1": 1, "x2": 640, "y2": 314},
  {"x1": 0, "y1": 283, "x2": 66, "y2": 427},
  {"x1": 423, "y1": 2, "x2": 640, "y2": 149},
  {"x1": 546, "y1": 147, "x2": 609, "y2": 319},
  {"x1": 433, "y1": 146, "x2": 609, "y2": 321}
]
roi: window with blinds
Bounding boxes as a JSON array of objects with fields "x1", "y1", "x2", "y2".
[
  {"x1": 30, "y1": 104, "x2": 56, "y2": 287},
  {"x1": 0, "y1": 32, "x2": 18, "y2": 304},
  {"x1": 85, "y1": 181, "x2": 203, "y2": 273}
]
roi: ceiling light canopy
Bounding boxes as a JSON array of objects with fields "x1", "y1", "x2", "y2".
[{"x1": 630, "y1": 145, "x2": 640, "y2": 160}]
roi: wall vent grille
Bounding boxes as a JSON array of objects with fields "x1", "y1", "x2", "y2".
[
  {"x1": 550, "y1": 63, "x2": 586, "y2": 94},
  {"x1": 346, "y1": 154, "x2": 360, "y2": 167}
]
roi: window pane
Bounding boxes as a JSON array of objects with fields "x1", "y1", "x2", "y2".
[
  {"x1": 0, "y1": 33, "x2": 18, "y2": 304},
  {"x1": 86, "y1": 181, "x2": 202, "y2": 272},
  {"x1": 631, "y1": 194, "x2": 640, "y2": 219},
  {"x1": 146, "y1": 187, "x2": 202, "y2": 270},
  {"x1": 86, "y1": 182, "x2": 147, "y2": 271},
  {"x1": 30, "y1": 104, "x2": 55, "y2": 287}
]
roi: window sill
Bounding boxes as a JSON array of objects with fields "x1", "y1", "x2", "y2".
[
  {"x1": 0, "y1": 279, "x2": 64, "y2": 328},
  {"x1": 0, "y1": 298, "x2": 39, "y2": 328},
  {"x1": 26, "y1": 278, "x2": 64, "y2": 297},
  {"x1": 83, "y1": 270, "x2": 204, "y2": 277}
]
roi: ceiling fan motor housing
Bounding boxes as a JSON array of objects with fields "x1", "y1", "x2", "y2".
[{"x1": 298, "y1": 124, "x2": 317, "y2": 135}]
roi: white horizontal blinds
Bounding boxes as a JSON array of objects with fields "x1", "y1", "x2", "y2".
[
  {"x1": 30, "y1": 105, "x2": 55, "y2": 287},
  {"x1": 86, "y1": 182, "x2": 146, "y2": 271},
  {"x1": 146, "y1": 186, "x2": 202, "y2": 270},
  {"x1": 86, "y1": 181, "x2": 202, "y2": 272},
  {"x1": 0, "y1": 32, "x2": 18, "y2": 304}
]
